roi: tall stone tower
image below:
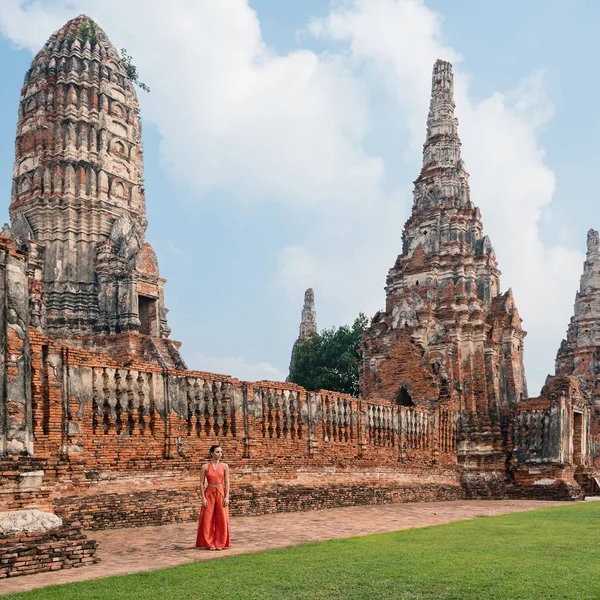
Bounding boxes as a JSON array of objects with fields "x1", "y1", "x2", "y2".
[
  {"x1": 361, "y1": 61, "x2": 528, "y2": 493},
  {"x1": 287, "y1": 288, "x2": 317, "y2": 379},
  {"x1": 9, "y1": 16, "x2": 182, "y2": 365},
  {"x1": 556, "y1": 229, "x2": 600, "y2": 421}
]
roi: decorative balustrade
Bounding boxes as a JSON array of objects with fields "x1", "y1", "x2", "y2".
[
  {"x1": 260, "y1": 387, "x2": 304, "y2": 440},
  {"x1": 322, "y1": 393, "x2": 353, "y2": 443},
  {"x1": 513, "y1": 409, "x2": 550, "y2": 456},
  {"x1": 399, "y1": 406, "x2": 431, "y2": 450},
  {"x1": 91, "y1": 368, "x2": 157, "y2": 436},
  {"x1": 31, "y1": 354, "x2": 459, "y2": 464},
  {"x1": 365, "y1": 401, "x2": 395, "y2": 447},
  {"x1": 184, "y1": 378, "x2": 237, "y2": 439},
  {"x1": 438, "y1": 408, "x2": 457, "y2": 453}
]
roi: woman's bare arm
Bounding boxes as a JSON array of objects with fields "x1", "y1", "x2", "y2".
[
  {"x1": 200, "y1": 464, "x2": 208, "y2": 508},
  {"x1": 223, "y1": 463, "x2": 230, "y2": 507}
]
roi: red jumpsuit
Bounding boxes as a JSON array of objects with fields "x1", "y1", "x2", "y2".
[{"x1": 196, "y1": 462, "x2": 230, "y2": 549}]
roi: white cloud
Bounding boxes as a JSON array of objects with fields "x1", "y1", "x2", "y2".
[
  {"x1": 0, "y1": 2, "x2": 72, "y2": 48},
  {"x1": 192, "y1": 354, "x2": 286, "y2": 382},
  {"x1": 286, "y1": 0, "x2": 583, "y2": 393},
  {"x1": 0, "y1": 0, "x2": 584, "y2": 394},
  {"x1": 308, "y1": 0, "x2": 461, "y2": 150},
  {"x1": 0, "y1": 0, "x2": 383, "y2": 209}
]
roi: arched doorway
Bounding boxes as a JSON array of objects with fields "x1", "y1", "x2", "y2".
[{"x1": 394, "y1": 383, "x2": 415, "y2": 407}]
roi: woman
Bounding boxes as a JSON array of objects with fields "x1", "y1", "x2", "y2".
[{"x1": 196, "y1": 445, "x2": 230, "y2": 550}]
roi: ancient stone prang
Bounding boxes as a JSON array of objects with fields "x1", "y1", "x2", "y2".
[
  {"x1": 555, "y1": 228, "x2": 600, "y2": 468},
  {"x1": 288, "y1": 288, "x2": 317, "y2": 378},
  {"x1": 0, "y1": 19, "x2": 598, "y2": 580},
  {"x1": 10, "y1": 15, "x2": 180, "y2": 367},
  {"x1": 360, "y1": 60, "x2": 529, "y2": 494},
  {"x1": 556, "y1": 230, "x2": 600, "y2": 400}
]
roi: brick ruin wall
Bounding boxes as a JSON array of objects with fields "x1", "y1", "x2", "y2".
[
  {"x1": 0, "y1": 231, "x2": 586, "y2": 544},
  {"x1": 0, "y1": 526, "x2": 98, "y2": 579},
  {"x1": 1, "y1": 25, "x2": 596, "y2": 580},
  {"x1": 0, "y1": 237, "x2": 462, "y2": 531},
  {"x1": 508, "y1": 376, "x2": 596, "y2": 499},
  {"x1": 1, "y1": 337, "x2": 461, "y2": 529}
]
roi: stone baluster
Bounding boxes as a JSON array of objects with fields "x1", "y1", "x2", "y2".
[
  {"x1": 136, "y1": 371, "x2": 148, "y2": 435},
  {"x1": 281, "y1": 390, "x2": 290, "y2": 439},
  {"x1": 184, "y1": 377, "x2": 195, "y2": 436},
  {"x1": 101, "y1": 368, "x2": 112, "y2": 433},
  {"x1": 297, "y1": 391, "x2": 306, "y2": 441},
  {"x1": 114, "y1": 369, "x2": 125, "y2": 435},
  {"x1": 337, "y1": 399, "x2": 343, "y2": 442},
  {"x1": 287, "y1": 391, "x2": 295, "y2": 440},
  {"x1": 274, "y1": 391, "x2": 282, "y2": 439},
  {"x1": 91, "y1": 368, "x2": 100, "y2": 434},
  {"x1": 266, "y1": 389, "x2": 275, "y2": 439},
  {"x1": 203, "y1": 380, "x2": 212, "y2": 436},
  {"x1": 125, "y1": 371, "x2": 136, "y2": 435}
]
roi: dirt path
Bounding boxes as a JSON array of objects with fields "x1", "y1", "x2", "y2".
[{"x1": 1, "y1": 499, "x2": 570, "y2": 595}]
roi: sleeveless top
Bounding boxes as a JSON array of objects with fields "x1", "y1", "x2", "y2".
[{"x1": 205, "y1": 462, "x2": 225, "y2": 485}]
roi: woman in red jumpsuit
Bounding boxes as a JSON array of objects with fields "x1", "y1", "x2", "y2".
[{"x1": 196, "y1": 445, "x2": 230, "y2": 550}]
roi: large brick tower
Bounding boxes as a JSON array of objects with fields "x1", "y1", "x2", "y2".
[
  {"x1": 9, "y1": 16, "x2": 183, "y2": 366},
  {"x1": 555, "y1": 229, "x2": 600, "y2": 450},
  {"x1": 361, "y1": 60, "x2": 528, "y2": 493}
]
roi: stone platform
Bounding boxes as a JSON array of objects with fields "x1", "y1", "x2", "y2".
[{"x1": 0, "y1": 499, "x2": 570, "y2": 596}]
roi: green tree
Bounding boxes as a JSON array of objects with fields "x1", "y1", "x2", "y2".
[{"x1": 289, "y1": 313, "x2": 369, "y2": 396}]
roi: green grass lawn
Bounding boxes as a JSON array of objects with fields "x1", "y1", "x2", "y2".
[{"x1": 6, "y1": 502, "x2": 600, "y2": 600}]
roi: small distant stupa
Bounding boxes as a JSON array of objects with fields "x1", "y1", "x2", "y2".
[{"x1": 287, "y1": 288, "x2": 317, "y2": 380}]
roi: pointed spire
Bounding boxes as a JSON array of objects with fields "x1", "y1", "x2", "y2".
[
  {"x1": 36, "y1": 14, "x2": 121, "y2": 65},
  {"x1": 579, "y1": 228, "x2": 600, "y2": 295},
  {"x1": 287, "y1": 288, "x2": 317, "y2": 381},
  {"x1": 421, "y1": 60, "x2": 462, "y2": 172},
  {"x1": 298, "y1": 288, "x2": 317, "y2": 340},
  {"x1": 425, "y1": 60, "x2": 458, "y2": 147},
  {"x1": 413, "y1": 59, "x2": 469, "y2": 209},
  {"x1": 587, "y1": 228, "x2": 599, "y2": 257},
  {"x1": 556, "y1": 228, "x2": 600, "y2": 383}
]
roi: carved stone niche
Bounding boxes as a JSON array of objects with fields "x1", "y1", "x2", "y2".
[
  {"x1": 10, "y1": 212, "x2": 34, "y2": 247},
  {"x1": 134, "y1": 243, "x2": 161, "y2": 337},
  {"x1": 394, "y1": 382, "x2": 415, "y2": 407},
  {"x1": 136, "y1": 288, "x2": 159, "y2": 336},
  {"x1": 391, "y1": 297, "x2": 422, "y2": 329},
  {"x1": 110, "y1": 214, "x2": 143, "y2": 262}
]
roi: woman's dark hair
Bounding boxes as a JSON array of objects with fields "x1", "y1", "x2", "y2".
[{"x1": 209, "y1": 445, "x2": 221, "y2": 455}]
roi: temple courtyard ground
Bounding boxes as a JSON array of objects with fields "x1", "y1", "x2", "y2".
[{"x1": 2, "y1": 498, "x2": 591, "y2": 597}]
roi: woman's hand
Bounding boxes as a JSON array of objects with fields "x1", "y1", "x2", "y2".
[
  {"x1": 223, "y1": 496, "x2": 229, "y2": 507},
  {"x1": 202, "y1": 497, "x2": 208, "y2": 508}
]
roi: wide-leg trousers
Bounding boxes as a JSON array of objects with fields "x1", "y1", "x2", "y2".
[{"x1": 196, "y1": 487, "x2": 230, "y2": 549}]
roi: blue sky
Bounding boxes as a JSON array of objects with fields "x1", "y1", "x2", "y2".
[{"x1": 0, "y1": 0, "x2": 598, "y2": 394}]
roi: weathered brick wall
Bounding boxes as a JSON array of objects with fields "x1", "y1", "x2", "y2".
[
  {"x1": 0, "y1": 236, "x2": 36, "y2": 457},
  {"x1": 0, "y1": 333, "x2": 462, "y2": 528},
  {"x1": 0, "y1": 235, "x2": 586, "y2": 532},
  {"x1": 360, "y1": 328, "x2": 441, "y2": 406},
  {"x1": 0, "y1": 526, "x2": 98, "y2": 579},
  {"x1": 508, "y1": 376, "x2": 592, "y2": 499},
  {"x1": 22, "y1": 339, "x2": 461, "y2": 469},
  {"x1": 505, "y1": 480, "x2": 582, "y2": 501},
  {"x1": 52, "y1": 474, "x2": 463, "y2": 530}
]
